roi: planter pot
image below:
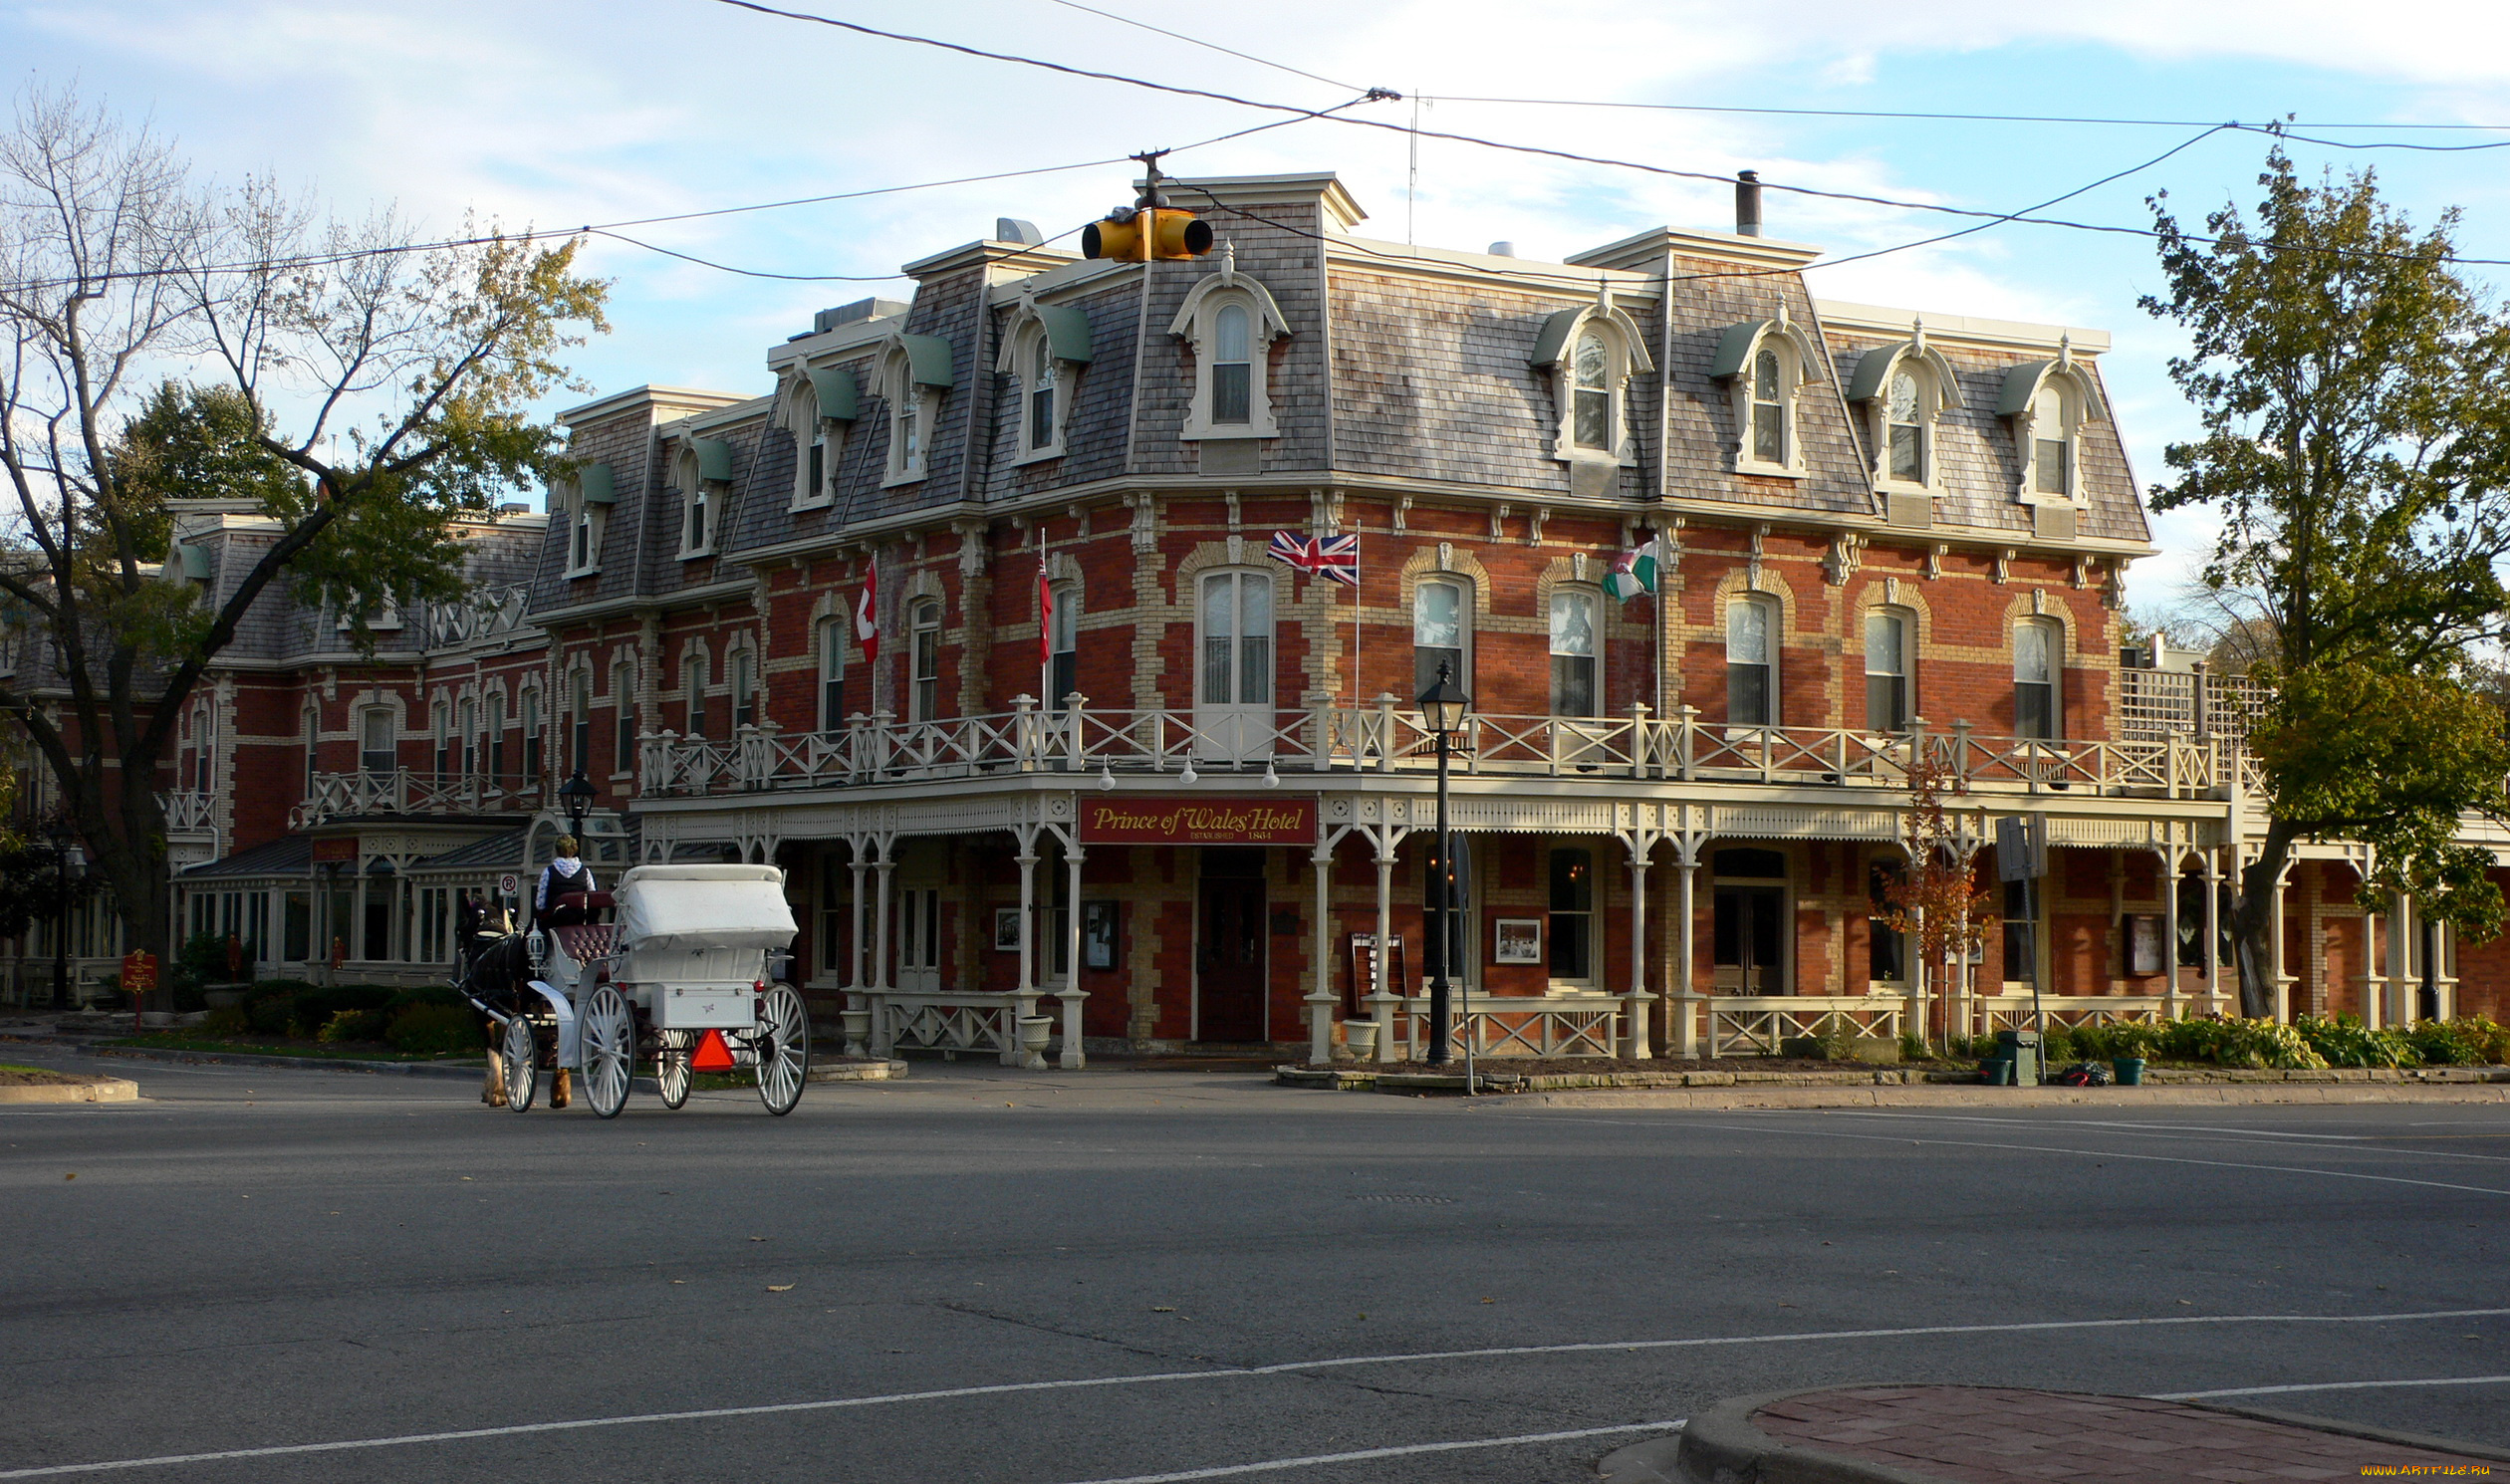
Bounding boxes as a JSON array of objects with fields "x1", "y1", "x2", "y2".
[
  {"x1": 1018, "y1": 1015, "x2": 1054, "y2": 1069},
  {"x1": 1344, "y1": 1020, "x2": 1381, "y2": 1060},
  {"x1": 840, "y1": 1009, "x2": 873, "y2": 1058},
  {"x1": 2113, "y1": 1057, "x2": 2146, "y2": 1087}
]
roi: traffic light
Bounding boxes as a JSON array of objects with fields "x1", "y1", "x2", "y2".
[{"x1": 1082, "y1": 206, "x2": 1213, "y2": 262}]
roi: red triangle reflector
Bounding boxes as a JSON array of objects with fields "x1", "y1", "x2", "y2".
[{"x1": 690, "y1": 1028, "x2": 736, "y2": 1073}]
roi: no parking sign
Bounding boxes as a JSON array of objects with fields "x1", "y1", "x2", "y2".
[{"x1": 498, "y1": 872, "x2": 520, "y2": 900}]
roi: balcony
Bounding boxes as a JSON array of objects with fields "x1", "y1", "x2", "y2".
[
  {"x1": 160, "y1": 791, "x2": 217, "y2": 833},
  {"x1": 290, "y1": 769, "x2": 541, "y2": 829},
  {"x1": 638, "y1": 698, "x2": 2256, "y2": 804}
]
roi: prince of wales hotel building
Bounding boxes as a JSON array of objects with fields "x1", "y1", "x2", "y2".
[{"x1": 50, "y1": 168, "x2": 2510, "y2": 1063}]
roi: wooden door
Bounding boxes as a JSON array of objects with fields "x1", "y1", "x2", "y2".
[
  {"x1": 1197, "y1": 876, "x2": 1267, "y2": 1042},
  {"x1": 1713, "y1": 885, "x2": 1788, "y2": 994}
]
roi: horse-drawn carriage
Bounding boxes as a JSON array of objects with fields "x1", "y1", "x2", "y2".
[{"x1": 458, "y1": 864, "x2": 811, "y2": 1117}]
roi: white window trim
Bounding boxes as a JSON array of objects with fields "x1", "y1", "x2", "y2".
[
  {"x1": 1169, "y1": 257, "x2": 1291, "y2": 441},
  {"x1": 1534, "y1": 298, "x2": 1653, "y2": 467},
  {"x1": 2003, "y1": 354, "x2": 2105, "y2": 509},
  {"x1": 906, "y1": 598, "x2": 944, "y2": 723},
  {"x1": 776, "y1": 372, "x2": 845, "y2": 511},
  {"x1": 1547, "y1": 584, "x2": 1605, "y2": 718},
  {"x1": 998, "y1": 304, "x2": 1086, "y2": 466},
  {"x1": 1719, "y1": 316, "x2": 1824, "y2": 480},
  {"x1": 1194, "y1": 567, "x2": 1279, "y2": 710},
  {"x1": 1862, "y1": 605, "x2": 1914, "y2": 733},
  {"x1": 880, "y1": 343, "x2": 940, "y2": 488},
  {"x1": 1724, "y1": 593, "x2": 1782, "y2": 732},
  {"x1": 2014, "y1": 615, "x2": 2066, "y2": 741},
  {"x1": 817, "y1": 618, "x2": 849, "y2": 734},
  {"x1": 1852, "y1": 339, "x2": 1964, "y2": 495},
  {"x1": 1411, "y1": 575, "x2": 1474, "y2": 704},
  {"x1": 671, "y1": 441, "x2": 723, "y2": 560}
]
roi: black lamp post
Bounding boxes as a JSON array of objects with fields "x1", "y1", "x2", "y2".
[
  {"x1": 43, "y1": 819, "x2": 86, "y2": 1011},
  {"x1": 559, "y1": 770, "x2": 597, "y2": 843},
  {"x1": 1417, "y1": 661, "x2": 1468, "y2": 1066}
]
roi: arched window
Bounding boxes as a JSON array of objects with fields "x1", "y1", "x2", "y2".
[
  {"x1": 1572, "y1": 333, "x2": 1611, "y2": 451},
  {"x1": 1549, "y1": 589, "x2": 1599, "y2": 717},
  {"x1": 1197, "y1": 570, "x2": 1274, "y2": 709},
  {"x1": 1751, "y1": 349, "x2": 1789, "y2": 466},
  {"x1": 683, "y1": 655, "x2": 708, "y2": 740},
  {"x1": 1411, "y1": 578, "x2": 1469, "y2": 701},
  {"x1": 612, "y1": 663, "x2": 636, "y2": 774},
  {"x1": 570, "y1": 669, "x2": 593, "y2": 777},
  {"x1": 2014, "y1": 618, "x2": 2062, "y2": 740},
  {"x1": 1212, "y1": 304, "x2": 1252, "y2": 426},
  {"x1": 1864, "y1": 609, "x2": 1910, "y2": 732},
  {"x1": 431, "y1": 701, "x2": 451, "y2": 779},
  {"x1": 571, "y1": 500, "x2": 597, "y2": 572},
  {"x1": 1028, "y1": 336, "x2": 1059, "y2": 451},
  {"x1": 456, "y1": 698, "x2": 476, "y2": 777},
  {"x1": 807, "y1": 423, "x2": 828, "y2": 501},
  {"x1": 732, "y1": 648, "x2": 757, "y2": 731},
  {"x1": 2031, "y1": 385, "x2": 2074, "y2": 497},
  {"x1": 908, "y1": 600, "x2": 942, "y2": 722},
  {"x1": 1886, "y1": 371, "x2": 1925, "y2": 485},
  {"x1": 684, "y1": 482, "x2": 709, "y2": 554},
  {"x1": 1726, "y1": 597, "x2": 1778, "y2": 728},
  {"x1": 1049, "y1": 583, "x2": 1079, "y2": 711},
  {"x1": 818, "y1": 618, "x2": 847, "y2": 734}
]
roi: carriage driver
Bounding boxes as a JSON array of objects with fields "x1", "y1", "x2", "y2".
[{"x1": 537, "y1": 837, "x2": 596, "y2": 927}]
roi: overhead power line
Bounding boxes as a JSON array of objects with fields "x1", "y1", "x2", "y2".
[
  {"x1": 1036, "y1": 0, "x2": 1364, "y2": 94},
  {"x1": 1419, "y1": 95, "x2": 2510, "y2": 135},
  {"x1": 704, "y1": 0, "x2": 2510, "y2": 269}
]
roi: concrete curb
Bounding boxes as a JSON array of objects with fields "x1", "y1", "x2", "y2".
[
  {"x1": 2179, "y1": 1400, "x2": 2510, "y2": 1464},
  {"x1": 0, "y1": 1076, "x2": 139, "y2": 1104},
  {"x1": 1517, "y1": 1083, "x2": 2510, "y2": 1111},
  {"x1": 71, "y1": 1043, "x2": 489, "y2": 1081}
]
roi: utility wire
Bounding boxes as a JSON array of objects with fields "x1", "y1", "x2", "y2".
[
  {"x1": 1420, "y1": 95, "x2": 2510, "y2": 133},
  {"x1": 1035, "y1": 0, "x2": 1363, "y2": 94},
  {"x1": 704, "y1": 0, "x2": 2510, "y2": 268}
]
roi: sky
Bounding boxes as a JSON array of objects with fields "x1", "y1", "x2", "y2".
[{"x1": 12, "y1": 0, "x2": 2510, "y2": 615}]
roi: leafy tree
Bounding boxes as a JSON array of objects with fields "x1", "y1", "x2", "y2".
[
  {"x1": 2143, "y1": 149, "x2": 2510, "y2": 1017},
  {"x1": 0, "y1": 86, "x2": 608, "y2": 968},
  {"x1": 1878, "y1": 756, "x2": 1993, "y2": 1045}
]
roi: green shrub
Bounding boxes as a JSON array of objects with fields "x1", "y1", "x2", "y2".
[
  {"x1": 2292, "y1": 1013, "x2": 2417, "y2": 1069},
  {"x1": 2446, "y1": 1015, "x2": 2510, "y2": 1065},
  {"x1": 200, "y1": 1005, "x2": 250, "y2": 1038},
  {"x1": 2072, "y1": 1022, "x2": 2162, "y2": 1061},
  {"x1": 2403, "y1": 1019, "x2": 2487, "y2": 1067},
  {"x1": 386, "y1": 1003, "x2": 478, "y2": 1056},
  {"x1": 317, "y1": 1009, "x2": 386, "y2": 1043},
  {"x1": 246, "y1": 993, "x2": 299, "y2": 1037}
]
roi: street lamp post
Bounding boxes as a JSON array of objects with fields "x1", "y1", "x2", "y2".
[
  {"x1": 559, "y1": 770, "x2": 597, "y2": 843},
  {"x1": 1417, "y1": 662, "x2": 1468, "y2": 1067}
]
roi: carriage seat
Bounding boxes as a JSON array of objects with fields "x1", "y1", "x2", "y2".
[{"x1": 552, "y1": 922, "x2": 619, "y2": 964}]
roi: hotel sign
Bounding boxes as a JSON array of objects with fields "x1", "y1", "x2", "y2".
[{"x1": 1080, "y1": 796, "x2": 1316, "y2": 846}]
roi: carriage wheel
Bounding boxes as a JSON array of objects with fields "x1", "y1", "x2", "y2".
[
  {"x1": 501, "y1": 1014, "x2": 538, "y2": 1112},
  {"x1": 755, "y1": 986, "x2": 810, "y2": 1116},
  {"x1": 581, "y1": 987, "x2": 634, "y2": 1120},
  {"x1": 654, "y1": 1029, "x2": 693, "y2": 1111}
]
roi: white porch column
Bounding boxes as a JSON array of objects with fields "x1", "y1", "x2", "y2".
[
  {"x1": 874, "y1": 848, "x2": 895, "y2": 996},
  {"x1": 1307, "y1": 836, "x2": 1336, "y2": 1065},
  {"x1": 1673, "y1": 838, "x2": 1703, "y2": 1059},
  {"x1": 2268, "y1": 865, "x2": 2291, "y2": 1023},
  {"x1": 1013, "y1": 834, "x2": 1039, "y2": 1069},
  {"x1": 1370, "y1": 826, "x2": 1400, "y2": 1064},
  {"x1": 1058, "y1": 828, "x2": 1088, "y2": 1070},
  {"x1": 2201, "y1": 849, "x2": 2224, "y2": 1019},
  {"x1": 1622, "y1": 850, "x2": 1652, "y2": 1059}
]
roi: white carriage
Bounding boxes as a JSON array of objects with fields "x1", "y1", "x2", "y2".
[{"x1": 474, "y1": 864, "x2": 811, "y2": 1117}]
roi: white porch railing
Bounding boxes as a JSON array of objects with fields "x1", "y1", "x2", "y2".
[
  {"x1": 2118, "y1": 669, "x2": 2268, "y2": 740},
  {"x1": 1974, "y1": 995, "x2": 2182, "y2": 1032},
  {"x1": 290, "y1": 769, "x2": 541, "y2": 828},
  {"x1": 1705, "y1": 996, "x2": 1907, "y2": 1057},
  {"x1": 859, "y1": 989, "x2": 1045, "y2": 1068},
  {"x1": 159, "y1": 791, "x2": 216, "y2": 832},
  {"x1": 639, "y1": 701, "x2": 2249, "y2": 802},
  {"x1": 1392, "y1": 992, "x2": 1623, "y2": 1059}
]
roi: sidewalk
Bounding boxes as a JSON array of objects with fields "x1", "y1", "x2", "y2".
[{"x1": 1611, "y1": 1384, "x2": 2510, "y2": 1483}]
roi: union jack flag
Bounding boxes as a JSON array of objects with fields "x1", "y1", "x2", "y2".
[{"x1": 1266, "y1": 530, "x2": 1360, "y2": 587}]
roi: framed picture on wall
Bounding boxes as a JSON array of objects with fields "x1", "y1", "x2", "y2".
[
  {"x1": 1345, "y1": 932, "x2": 1409, "y2": 1013},
  {"x1": 1083, "y1": 900, "x2": 1119, "y2": 970},
  {"x1": 993, "y1": 906, "x2": 1023, "y2": 952},
  {"x1": 2127, "y1": 913, "x2": 2165, "y2": 975},
  {"x1": 1493, "y1": 917, "x2": 1543, "y2": 964}
]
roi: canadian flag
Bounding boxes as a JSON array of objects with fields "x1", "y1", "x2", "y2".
[
  {"x1": 854, "y1": 555, "x2": 879, "y2": 666},
  {"x1": 1036, "y1": 557, "x2": 1054, "y2": 668}
]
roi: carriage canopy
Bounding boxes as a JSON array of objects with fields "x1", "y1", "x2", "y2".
[{"x1": 615, "y1": 865, "x2": 798, "y2": 952}]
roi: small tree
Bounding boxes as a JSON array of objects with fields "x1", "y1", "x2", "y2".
[
  {"x1": 1878, "y1": 755, "x2": 1994, "y2": 1047},
  {"x1": 0, "y1": 87, "x2": 607, "y2": 971},
  {"x1": 2143, "y1": 149, "x2": 2510, "y2": 1018}
]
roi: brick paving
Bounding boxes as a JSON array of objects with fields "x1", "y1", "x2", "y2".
[{"x1": 1750, "y1": 1385, "x2": 2500, "y2": 1481}]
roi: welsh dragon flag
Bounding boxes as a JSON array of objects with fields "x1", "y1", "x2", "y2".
[{"x1": 1605, "y1": 539, "x2": 1661, "y2": 601}]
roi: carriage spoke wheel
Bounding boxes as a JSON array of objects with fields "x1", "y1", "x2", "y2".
[
  {"x1": 501, "y1": 1014, "x2": 538, "y2": 1112},
  {"x1": 654, "y1": 1029, "x2": 693, "y2": 1111},
  {"x1": 581, "y1": 987, "x2": 634, "y2": 1119},
  {"x1": 754, "y1": 986, "x2": 810, "y2": 1116}
]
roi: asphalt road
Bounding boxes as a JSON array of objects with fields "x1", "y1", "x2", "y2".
[{"x1": 4, "y1": 1049, "x2": 2507, "y2": 1484}]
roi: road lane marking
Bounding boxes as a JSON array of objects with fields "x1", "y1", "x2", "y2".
[
  {"x1": 1049, "y1": 1421, "x2": 1684, "y2": 1483},
  {"x1": 4, "y1": 1309, "x2": 2503, "y2": 1478},
  {"x1": 1827, "y1": 1112, "x2": 2510, "y2": 1164},
  {"x1": 1541, "y1": 1113, "x2": 2510, "y2": 1197},
  {"x1": 2160, "y1": 1374, "x2": 2510, "y2": 1398}
]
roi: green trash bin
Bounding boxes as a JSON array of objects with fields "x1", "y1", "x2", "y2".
[
  {"x1": 1995, "y1": 1030, "x2": 2041, "y2": 1087},
  {"x1": 2113, "y1": 1057, "x2": 2146, "y2": 1087}
]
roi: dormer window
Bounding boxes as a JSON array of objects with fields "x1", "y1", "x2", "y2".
[
  {"x1": 1849, "y1": 340, "x2": 1961, "y2": 494},
  {"x1": 999, "y1": 300, "x2": 1091, "y2": 465},
  {"x1": 673, "y1": 439, "x2": 729, "y2": 559},
  {"x1": 1531, "y1": 296, "x2": 1651, "y2": 469},
  {"x1": 1998, "y1": 352, "x2": 2104, "y2": 507},
  {"x1": 1170, "y1": 255, "x2": 1290, "y2": 440},
  {"x1": 879, "y1": 333, "x2": 955, "y2": 487},
  {"x1": 1713, "y1": 314, "x2": 1823, "y2": 478},
  {"x1": 779, "y1": 366, "x2": 857, "y2": 510}
]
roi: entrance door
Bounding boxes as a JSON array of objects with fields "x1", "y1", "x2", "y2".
[
  {"x1": 1197, "y1": 851, "x2": 1267, "y2": 1041},
  {"x1": 1713, "y1": 885, "x2": 1788, "y2": 993},
  {"x1": 895, "y1": 887, "x2": 940, "y2": 993}
]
